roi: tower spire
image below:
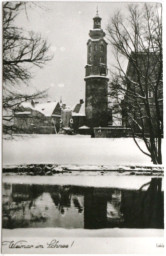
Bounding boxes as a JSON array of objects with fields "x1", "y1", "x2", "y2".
[
  {"x1": 96, "y1": 6, "x2": 99, "y2": 17},
  {"x1": 93, "y1": 7, "x2": 102, "y2": 29}
]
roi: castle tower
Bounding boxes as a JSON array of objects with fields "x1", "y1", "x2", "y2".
[{"x1": 84, "y1": 10, "x2": 109, "y2": 128}]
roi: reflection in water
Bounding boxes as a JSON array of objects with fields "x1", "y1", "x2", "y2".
[{"x1": 2, "y1": 178, "x2": 164, "y2": 229}]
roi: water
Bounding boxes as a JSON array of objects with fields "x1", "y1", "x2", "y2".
[{"x1": 3, "y1": 181, "x2": 164, "y2": 230}]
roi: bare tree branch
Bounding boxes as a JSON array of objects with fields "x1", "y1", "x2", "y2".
[
  {"x1": 107, "y1": 3, "x2": 163, "y2": 164},
  {"x1": 3, "y1": 1, "x2": 53, "y2": 133}
]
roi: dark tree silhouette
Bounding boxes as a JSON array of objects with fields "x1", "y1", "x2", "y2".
[{"x1": 3, "y1": 2, "x2": 51, "y2": 84}]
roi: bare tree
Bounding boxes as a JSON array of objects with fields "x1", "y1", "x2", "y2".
[
  {"x1": 107, "y1": 3, "x2": 163, "y2": 164},
  {"x1": 3, "y1": 1, "x2": 52, "y2": 84},
  {"x1": 3, "y1": 2, "x2": 52, "y2": 132}
]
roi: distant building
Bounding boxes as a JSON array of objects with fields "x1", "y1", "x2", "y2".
[
  {"x1": 72, "y1": 100, "x2": 86, "y2": 132},
  {"x1": 60, "y1": 105, "x2": 72, "y2": 130},
  {"x1": 60, "y1": 99, "x2": 86, "y2": 134},
  {"x1": 12, "y1": 98, "x2": 86, "y2": 134},
  {"x1": 13, "y1": 100, "x2": 61, "y2": 134},
  {"x1": 122, "y1": 51, "x2": 163, "y2": 136}
]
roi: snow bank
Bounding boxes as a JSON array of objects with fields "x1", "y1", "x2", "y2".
[
  {"x1": 3, "y1": 134, "x2": 152, "y2": 165},
  {"x1": 3, "y1": 227, "x2": 163, "y2": 238},
  {"x1": 3, "y1": 163, "x2": 164, "y2": 173}
]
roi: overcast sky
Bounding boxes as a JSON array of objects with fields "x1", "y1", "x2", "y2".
[{"x1": 14, "y1": 1, "x2": 133, "y2": 106}]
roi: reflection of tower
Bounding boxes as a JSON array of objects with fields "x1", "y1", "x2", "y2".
[
  {"x1": 84, "y1": 10, "x2": 109, "y2": 128},
  {"x1": 84, "y1": 188, "x2": 107, "y2": 229}
]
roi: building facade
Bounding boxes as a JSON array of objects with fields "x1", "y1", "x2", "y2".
[
  {"x1": 59, "y1": 100, "x2": 86, "y2": 134},
  {"x1": 13, "y1": 101, "x2": 61, "y2": 134},
  {"x1": 84, "y1": 11, "x2": 109, "y2": 128},
  {"x1": 122, "y1": 52, "x2": 163, "y2": 137},
  {"x1": 11, "y1": 99, "x2": 86, "y2": 135}
]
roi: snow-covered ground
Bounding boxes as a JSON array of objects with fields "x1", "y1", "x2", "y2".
[
  {"x1": 3, "y1": 227, "x2": 163, "y2": 238},
  {"x1": 3, "y1": 134, "x2": 151, "y2": 165}
]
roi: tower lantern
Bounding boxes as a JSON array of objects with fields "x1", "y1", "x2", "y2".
[
  {"x1": 93, "y1": 8, "x2": 102, "y2": 29},
  {"x1": 84, "y1": 10, "x2": 109, "y2": 128}
]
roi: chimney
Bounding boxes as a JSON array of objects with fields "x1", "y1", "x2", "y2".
[{"x1": 80, "y1": 99, "x2": 84, "y2": 104}]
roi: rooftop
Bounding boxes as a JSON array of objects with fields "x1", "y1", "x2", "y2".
[{"x1": 20, "y1": 101, "x2": 59, "y2": 117}]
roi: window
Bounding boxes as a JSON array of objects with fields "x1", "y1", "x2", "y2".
[
  {"x1": 100, "y1": 66, "x2": 106, "y2": 75},
  {"x1": 94, "y1": 44, "x2": 97, "y2": 51},
  {"x1": 148, "y1": 90, "x2": 153, "y2": 98},
  {"x1": 100, "y1": 45, "x2": 104, "y2": 52},
  {"x1": 95, "y1": 21, "x2": 100, "y2": 28},
  {"x1": 100, "y1": 56, "x2": 104, "y2": 63},
  {"x1": 89, "y1": 55, "x2": 92, "y2": 62},
  {"x1": 89, "y1": 45, "x2": 92, "y2": 52}
]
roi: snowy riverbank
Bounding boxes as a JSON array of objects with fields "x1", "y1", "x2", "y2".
[
  {"x1": 3, "y1": 134, "x2": 153, "y2": 165},
  {"x1": 2, "y1": 173, "x2": 164, "y2": 191},
  {"x1": 3, "y1": 227, "x2": 163, "y2": 238},
  {"x1": 3, "y1": 163, "x2": 164, "y2": 176}
]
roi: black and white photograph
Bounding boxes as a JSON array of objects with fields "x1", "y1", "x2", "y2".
[{"x1": 1, "y1": 0, "x2": 164, "y2": 254}]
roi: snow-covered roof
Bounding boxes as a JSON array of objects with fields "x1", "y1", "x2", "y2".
[
  {"x1": 65, "y1": 106, "x2": 72, "y2": 110},
  {"x1": 15, "y1": 111, "x2": 31, "y2": 115},
  {"x1": 72, "y1": 112, "x2": 85, "y2": 117},
  {"x1": 78, "y1": 125, "x2": 90, "y2": 129},
  {"x1": 62, "y1": 107, "x2": 72, "y2": 113},
  {"x1": 63, "y1": 127, "x2": 72, "y2": 130},
  {"x1": 21, "y1": 101, "x2": 59, "y2": 117},
  {"x1": 89, "y1": 39, "x2": 100, "y2": 42},
  {"x1": 72, "y1": 102, "x2": 85, "y2": 116},
  {"x1": 87, "y1": 38, "x2": 107, "y2": 43},
  {"x1": 85, "y1": 75, "x2": 109, "y2": 80},
  {"x1": 92, "y1": 28, "x2": 102, "y2": 31},
  {"x1": 52, "y1": 114, "x2": 61, "y2": 117}
]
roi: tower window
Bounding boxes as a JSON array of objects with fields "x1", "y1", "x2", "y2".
[
  {"x1": 100, "y1": 56, "x2": 104, "y2": 63},
  {"x1": 89, "y1": 56, "x2": 92, "y2": 62},
  {"x1": 100, "y1": 45, "x2": 104, "y2": 52},
  {"x1": 148, "y1": 90, "x2": 153, "y2": 98},
  {"x1": 94, "y1": 44, "x2": 97, "y2": 51},
  {"x1": 95, "y1": 21, "x2": 100, "y2": 28},
  {"x1": 89, "y1": 45, "x2": 92, "y2": 52},
  {"x1": 100, "y1": 66, "x2": 106, "y2": 75}
]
